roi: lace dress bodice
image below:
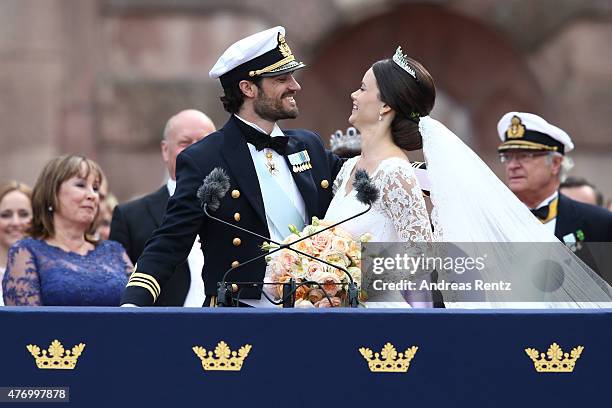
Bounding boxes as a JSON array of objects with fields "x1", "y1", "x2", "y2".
[
  {"x1": 325, "y1": 156, "x2": 433, "y2": 242},
  {"x1": 325, "y1": 157, "x2": 434, "y2": 308},
  {"x1": 2, "y1": 238, "x2": 132, "y2": 306}
]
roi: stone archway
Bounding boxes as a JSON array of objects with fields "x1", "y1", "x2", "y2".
[{"x1": 292, "y1": 4, "x2": 545, "y2": 156}]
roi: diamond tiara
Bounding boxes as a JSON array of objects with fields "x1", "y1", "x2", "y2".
[
  {"x1": 330, "y1": 127, "x2": 361, "y2": 151},
  {"x1": 392, "y1": 46, "x2": 416, "y2": 79}
]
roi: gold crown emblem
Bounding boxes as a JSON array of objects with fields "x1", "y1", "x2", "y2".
[
  {"x1": 26, "y1": 340, "x2": 85, "y2": 370},
  {"x1": 359, "y1": 342, "x2": 418, "y2": 373},
  {"x1": 525, "y1": 342, "x2": 584, "y2": 373},
  {"x1": 192, "y1": 341, "x2": 252, "y2": 371},
  {"x1": 507, "y1": 115, "x2": 526, "y2": 139}
]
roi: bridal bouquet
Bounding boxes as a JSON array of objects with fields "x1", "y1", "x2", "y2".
[{"x1": 263, "y1": 217, "x2": 371, "y2": 308}]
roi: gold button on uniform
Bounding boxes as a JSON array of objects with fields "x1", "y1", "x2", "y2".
[
  {"x1": 234, "y1": 212, "x2": 241, "y2": 222},
  {"x1": 231, "y1": 190, "x2": 240, "y2": 199},
  {"x1": 320, "y1": 179, "x2": 329, "y2": 189},
  {"x1": 231, "y1": 261, "x2": 240, "y2": 268},
  {"x1": 232, "y1": 238, "x2": 241, "y2": 246}
]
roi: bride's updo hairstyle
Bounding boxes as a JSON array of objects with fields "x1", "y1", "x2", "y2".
[{"x1": 372, "y1": 48, "x2": 436, "y2": 151}]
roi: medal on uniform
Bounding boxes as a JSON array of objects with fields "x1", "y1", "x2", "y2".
[
  {"x1": 287, "y1": 150, "x2": 312, "y2": 173},
  {"x1": 265, "y1": 150, "x2": 279, "y2": 176}
]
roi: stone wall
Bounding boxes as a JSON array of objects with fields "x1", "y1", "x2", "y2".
[{"x1": 1, "y1": 0, "x2": 610, "y2": 201}]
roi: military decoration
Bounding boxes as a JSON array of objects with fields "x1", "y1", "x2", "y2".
[{"x1": 288, "y1": 150, "x2": 312, "y2": 173}]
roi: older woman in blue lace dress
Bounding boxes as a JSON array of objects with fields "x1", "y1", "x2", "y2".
[{"x1": 2, "y1": 155, "x2": 133, "y2": 306}]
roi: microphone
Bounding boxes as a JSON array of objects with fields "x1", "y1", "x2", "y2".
[
  {"x1": 197, "y1": 167, "x2": 379, "y2": 307},
  {"x1": 196, "y1": 167, "x2": 231, "y2": 212}
]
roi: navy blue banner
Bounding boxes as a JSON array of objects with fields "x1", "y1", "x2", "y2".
[{"x1": 0, "y1": 308, "x2": 610, "y2": 407}]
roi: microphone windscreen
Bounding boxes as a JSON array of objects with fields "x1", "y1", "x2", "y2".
[
  {"x1": 353, "y1": 169, "x2": 379, "y2": 205},
  {"x1": 197, "y1": 167, "x2": 230, "y2": 212}
]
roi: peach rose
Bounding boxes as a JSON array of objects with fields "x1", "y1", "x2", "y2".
[
  {"x1": 329, "y1": 236, "x2": 351, "y2": 253},
  {"x1": 294, "y1": 283, "x2": 310, "y2": 300},
  {"x1": 290, "y1": 238, "x2": 315, "y2": 255},
  {"x1": 278, "y1": 249, "x2": 299, "y2": 271},
  {"x1": 311, "y1": 230, "x2": 333, "y2": 254},
  {"x1": 306, "y1": 261, "x2": 325, "y2": 277},
  {"x1": 315, "y1": 297, "x2": 342, "y2": 308},
  {"x1": 311, "y1": 271, "x2": 342, "y2": 297},
  {"x1": 320, "y1": 251, "x2": 351, "y2": 269},
  {"x1": 266, "y1": 259, "x2": 287, "y2": 281},
  {"x1": 308, "y1": 288, "x2": 325, "y2": 304},
  {"x1": 348, "y1": 241, "x2": 361, "y2": 260}
]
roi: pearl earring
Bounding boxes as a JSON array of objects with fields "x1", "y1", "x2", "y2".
[
  {"x1": 48, "y1": 206, "x2": 53, "y2": 212},
  {"x1": 378, "y1": 114, "x2": 383, "y2": 121}
]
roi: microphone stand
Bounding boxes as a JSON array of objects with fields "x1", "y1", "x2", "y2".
[{"x1": 203, "y1": 203, "x2": 369, "y2": 307}]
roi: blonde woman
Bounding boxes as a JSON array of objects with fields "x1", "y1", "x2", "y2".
[{"x1": 0, "y1": 181, "x2": 32, "y2": 305}]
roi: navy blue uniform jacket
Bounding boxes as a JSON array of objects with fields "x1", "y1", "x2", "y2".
[
  {"x1": 121, "y1": 116, "x2": 343, "y2": 306},
  {"x1": 555, "y1": 193, "x2": 612, "y2": 284}
]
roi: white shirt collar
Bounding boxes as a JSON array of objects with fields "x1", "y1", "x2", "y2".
[
  {"x1": 166, "y1": 178, "x2": 176, "y2": 197},
  {"x1": 234, "y1": 114, "x2": 284, "y2": 137},
  {"x1": 534, "y1": 191, "x2": 558, "y2": 210}
]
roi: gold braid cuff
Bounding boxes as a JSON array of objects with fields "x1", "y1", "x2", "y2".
[{"x1": 127, "y1": 272, "x2": 161, "y2": 302}]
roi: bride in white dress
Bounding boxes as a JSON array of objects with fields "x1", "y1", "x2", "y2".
[
  {"x1": 325, "y1": 47, "x2": 612, "y2": 308},
  {"x1": 325, "y1": 49, "x2": 436, "y2": 308}
]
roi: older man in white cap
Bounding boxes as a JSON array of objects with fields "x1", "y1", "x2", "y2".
[
  {"x1": 121, "y1": 26, "x2": 343, "y2": 307},
  {"x1": 497, "y1": 112, "x2": 612, "y2": 282}
]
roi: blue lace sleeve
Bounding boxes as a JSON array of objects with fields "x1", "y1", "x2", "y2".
[
  {"x1": 2, "y1": 241, "x2": 42, "y2": 306},
  {"x1": 106, "y1": 240, "x2": 134, "y2": 278}
]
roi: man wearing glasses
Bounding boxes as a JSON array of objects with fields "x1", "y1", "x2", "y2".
[{"x1": 497, "y1": 112, "x2": 612, "y2": 283}]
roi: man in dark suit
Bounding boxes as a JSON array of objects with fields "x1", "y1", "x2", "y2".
[
  {"x1": 121, "y1": 26, "x2": 343, "y2": 307},
  {"x1": 111, "y1": 109, "x2": 216, "y2": 306},
  {"x1": 497, "y1": 111, "x2": 612, "y2": 284},
  {"x1": 560, "y1": 176, "x2": 604, "y2": 207}
]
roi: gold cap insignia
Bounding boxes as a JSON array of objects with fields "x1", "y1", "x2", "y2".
[
  {"x1": 193, "y1": 341, "x2": 252, "y2": 371},
  {"x1": 507, "y1": 115, "x2": 526, "y2": 139},
  {"x1": 525, "y1": 342, "x2": 584, "y2": 373},
  {"x1": 26, "y1": 340, "x2": 85, "y2": 370},
  {"x1": 278, "y1": 34, "x2": 292, "y2": 58},
  {"x1": 359, "y1": 342, "x2": 418, "y2": 373}
]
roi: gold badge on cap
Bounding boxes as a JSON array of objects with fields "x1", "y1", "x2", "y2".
[
  {"x1": 288, "y1": 150, "x2": 312, "y2": 173},
  {"x1": 278, "y1": 34, "x2": 292, "y2": 58},
  {"x1": 507, "y1": 115, "x2": 526, "y2": 139}
]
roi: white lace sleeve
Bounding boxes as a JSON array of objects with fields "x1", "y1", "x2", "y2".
[{"x1": 379, "y1": 161, "x2": 433, "y2": 243}]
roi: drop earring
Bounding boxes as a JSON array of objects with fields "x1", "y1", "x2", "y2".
[{"x1": 378, "y1": 114, "x2": 383, "y2": 121}]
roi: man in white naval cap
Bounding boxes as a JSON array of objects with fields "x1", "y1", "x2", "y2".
[
  {"x1": 121, "y1": 26, "x2": 343, "y2": 307},
  {"x1": 497, "y1": 112, "x2": 612, "y2": 283}
]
